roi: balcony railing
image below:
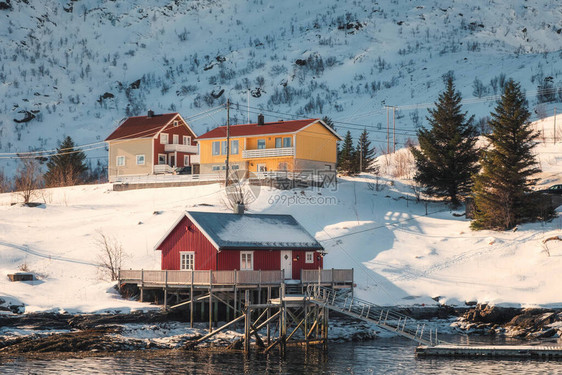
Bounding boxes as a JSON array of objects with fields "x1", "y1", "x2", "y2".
[
  {"x1": 119, "y1": 268, "x2": 353, "y2": 287},
  {"x1": 164, "y1": 144, "x2": 198, "y2": 153},
  {"x1": 242, "y1": 147, "x2": 294, "y2": 159}
]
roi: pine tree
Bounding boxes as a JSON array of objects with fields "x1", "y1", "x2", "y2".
[
  {"x1": 356, "y1": 129, "x2": 378, "y2": 173},
  {"x1": 44, "y1": 136, "x2": 88, "y2": 187},
  {"x1": 322, "y1": 116, "x2": 336, "y2": 130},
  {"x1": 411, "y1": 77, "x2": 479, "y2": 206},
  {"x1": 337, "y1": 131, "x2": 358, "y2": 175},
  {"x1": 471, "y1": 80, "x2": 552, "y2": 230}
]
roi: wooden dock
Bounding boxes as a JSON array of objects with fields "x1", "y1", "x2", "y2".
[{"x1": 416, "y1": 344, "x2": 562, "y2": 359}]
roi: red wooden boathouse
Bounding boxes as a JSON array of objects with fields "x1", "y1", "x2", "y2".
[{"x1": 154, "y1": 211, "x2": 324, "y2": 280}]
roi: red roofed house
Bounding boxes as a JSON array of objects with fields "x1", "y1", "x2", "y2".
[
  {"x1": 154, "y1": 211, "x2": 324, "y2": 280},
  {"x1": 196, "y1": 115, "x2": 342, "y2": 174},
  {"x1": 105, "y1": 111, "x2": 199, "y2": 181}
]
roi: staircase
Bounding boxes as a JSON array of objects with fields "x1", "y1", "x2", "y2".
[{"x1": 306, "y1": 286, "x2": 446, "y2": 346}]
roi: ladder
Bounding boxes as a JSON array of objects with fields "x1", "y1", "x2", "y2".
[{"x1": 306, "y1": 286, "x2": 446, "y2": 346}]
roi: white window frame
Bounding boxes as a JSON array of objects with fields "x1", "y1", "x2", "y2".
[
  {"x1": 221, "y1": 140, "x2": 228, "y2": 155},
  {"x1": 240, "y1": 251, "x2": 254, "y2": 271},
  {"x1": 183, "y1": 135, "x2": 191, "y2": 145},
  {"x1": 116, "y1": 156, "x2": 125, "y2": 167},
  {"x1": 180, "y1": 251, "x2": 194, "y2": 270},
  {"x1": 158, "y1": 154, "x2": 167, "y2": 165},
  {"x1": 231, "y1": 140, "x2": 239, "y2": 155},
  {"x1": 257, "y1": 139, "x2": 266, "y2": 149},
  {"x1": 184, "y1": 155, "x2": 190, "y2": 166},
  {"x1": 160, "y1": 133, "x2": 169, "y2": 144},
  {"x1": 275, "y1": 137, "x2": 282, "y2": 148},
  {"x1": 212, "y1": 141, "x2": 220, "y2": 155},
  {"x1": 173, "y1": 134, "x2": 179, "y2": 144},
  {"x1": 173, "y1": 120, "x2": 179, "y2": 127},
  {"x1": 136, "y1": 154, "x2": 145, "y2": 165},
  {"x1": 212, "y1": 165, "x2": 221, "y2": 171},
  {"x1": 305, "y1": 252, "x2": 314, "y2": 264},
  {"x1": 283, "y1": 137, "x2": 292, "y2": 147}
]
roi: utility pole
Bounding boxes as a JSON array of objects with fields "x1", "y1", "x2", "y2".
[
  {"x1": 386, "y1": 106, "x2": 390, "y2": 154},
  {"x1": 392, "y1": 106, "x2": 396, "y2": 153},
  {"x1": 359, "y1": 136, "x2": 363, "y2": 173},
  {"x1": 225, "y1": 99, "x2": 230, "y2": 186},
  {"x1": 554, "y1": 107, "x2": 557, "y2": 144}
]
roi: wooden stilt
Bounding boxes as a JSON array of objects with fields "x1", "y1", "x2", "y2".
[
  {"x1": 244, "y1": 290, "x2": 251, "y2": 353},
  {"x1": 266, "y1": 286, "x2": 271, "y2": 345}
]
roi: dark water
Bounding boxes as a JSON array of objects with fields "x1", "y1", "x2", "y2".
[{"x1": 1, "y1": 337, "x2": 561, "y2": 374}]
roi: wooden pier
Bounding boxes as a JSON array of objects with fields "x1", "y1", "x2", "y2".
[{"x1": 416, "y1": 344, "x2": 562, "y2": 359}]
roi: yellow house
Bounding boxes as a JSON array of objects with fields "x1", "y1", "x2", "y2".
[{"x1": 197, "y1": 116, "x2": 342, "y2": 174}]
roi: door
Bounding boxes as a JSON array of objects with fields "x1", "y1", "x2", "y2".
[
  {"x1": 169, "y1": 155, "x2": 175, "y2": 167},
  {"x1": 280, "y1": 250, "x2": 292, "y2": 279},
  {"x1": 257, "y1": 163, "x2": 266, "y2": 172}
]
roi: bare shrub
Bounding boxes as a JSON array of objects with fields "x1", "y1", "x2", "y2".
[
  {"x1": 14, "y1": 157, "x2": 43, "y2": 204},
  {"x1": 0, "y1": 170, "x2": 12, "y2": 193},
  {"x1": 96, "y1": 231, "x2": 126, "y2": 281}
]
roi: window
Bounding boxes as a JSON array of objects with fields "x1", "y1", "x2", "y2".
[
  {"x1": 278, "y1": 162, "x2": 288, "y2": 171},
  {"x1": 212, "y1": 165, "x2": 221, "y2": 171},
  {"x1": 283, "y1": 137, "x2": 292, "y2": 147},
  {"x1": 305, "y1": 252, "x2": 314, "y2": 264},
  {"x1": 116, "y1": 156, "x2": 125, "y2": 167},
  {"x1": 136, "y1": 154, "x2": 145, "y2": 165},
  {"x1": 173, "y1": 134, "x2": 179, "y2": 144},
  {"x1": 231, "y1": 140, "x2": 239, "y2": 155},
  {"x1": 173, "y1": 120, "x2": 179, "y2": 127},
  {"x1": 160, "y1": 133, "x2": 169, "y2": 144},
  {"x1": 257, "y1": 139, "x2": 266, "y2": 149},
  {"x1": 221, "y1": 140, "x2": 228, "y2": 155},
  {"x1": 158, "y1": 154, "x2": 167, "y2": 165},
  {"x1": 240, "y1": 251, "x2": 253, "y2": 270},
  {"x1": 212, "y1": 141, "x2": 220, "y2": 155},
  {"x1": 184, "y1": 155, "x2": 190, "y2": 165},
  {"x1": 275, "y1": 137, "x2": 282, "y2": 148},
  {"x1": 231, "y1": 164, "x2": 239, "y2": 170},
  {"x1": 183, "y1": 136, "x2": 191, "y2": 145},
  {"x1": 180, "y1": 251, "x2": 194, "y2": 270}
]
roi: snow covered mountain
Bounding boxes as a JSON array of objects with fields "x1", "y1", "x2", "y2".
[{"x1": 1, "y1": 0, "x2": 561, "y2": 176}]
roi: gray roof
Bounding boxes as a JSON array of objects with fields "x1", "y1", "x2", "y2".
[{"x1": 186, "y1": 211, "x2": 323, "y2": 251}]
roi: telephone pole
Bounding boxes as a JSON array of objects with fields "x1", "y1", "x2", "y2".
[{"x1": 225, "y1": 99, "x2": 230, "y2": 186}]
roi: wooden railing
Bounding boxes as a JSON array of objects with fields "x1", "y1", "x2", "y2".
[
  {"x1": 301, "y1": 268, "x2": 354, "y2": 284},
  {"x1": 119, "y1": 269, "x2": 352, "y2": 287},
  {"x1": 242, "y1": 146, "x2": 294, "y2": 159}
]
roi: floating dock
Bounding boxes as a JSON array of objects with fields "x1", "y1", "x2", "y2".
[{"x1": 416, "y1": 344, "x2": 562, "y2": 359}]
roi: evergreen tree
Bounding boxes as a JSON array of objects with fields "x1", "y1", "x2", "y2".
[
  {"x1": 471, "y1": 80, "x2": 552, "y2": 230},
  {"x1": 411, "y1": 77, "x2": 479, "y2": 206},
  {"x1": 356, "y1": 129, "x2": 378, "y2": 173},
  {"x1": 322, "y1": 116, "x2": 336, "y2": 130},
  {"x1": 337, "y1": 131, "x2": 358, "y2": 175},
  {"x1": 44, "y1": 136, "x2": 88, "y2": 187}
]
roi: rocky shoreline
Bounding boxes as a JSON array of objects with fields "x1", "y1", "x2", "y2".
[
  {"x1": 1, "y1": 305, "x2": 561, "y2": 358},
  {"x1": 453, "y1": 304, "x2": 562, "y2": 339}
]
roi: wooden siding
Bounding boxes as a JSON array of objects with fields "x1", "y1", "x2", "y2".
[
  {"x1": 295, "y1": 122, "x2": 338, "y2": 163},
  {"x1": 291, "y1": 250, "x2": 323, "y2": 279},
  {"x1": 153, "y1": 115, "x2": 198, "y2": 166},
  {"x1": 107, "y1": 138, "x2": 152, "y2": 179},
  {"x1": 160, "y1": 217, "x2": 217, "y2": 270}
]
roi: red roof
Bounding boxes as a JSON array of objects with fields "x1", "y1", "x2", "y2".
[
  {"x1": 105, "y1": 113, "x2": 179, "y2": 141},
  {"x1": 197, "y1": 118, "x2": 329, "y2": 139}
]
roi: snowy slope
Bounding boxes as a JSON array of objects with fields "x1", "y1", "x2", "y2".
[
  {"x1": 0, "y1": 0, "x2": 561, "y2": 176},
  {"x1": 2, "y1": 116, "x2": 562, "y2": 313}
]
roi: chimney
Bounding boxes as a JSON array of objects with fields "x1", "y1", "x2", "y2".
[
  {"x1": 257, "y1": 113, "x2": 265, "y2": 126},
  {"x1": 233, "y1": 203, "x2": 245, "y2": 215},
  {"x1": 147, "y1": 110, "x2": 154, "y2": 118}
]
